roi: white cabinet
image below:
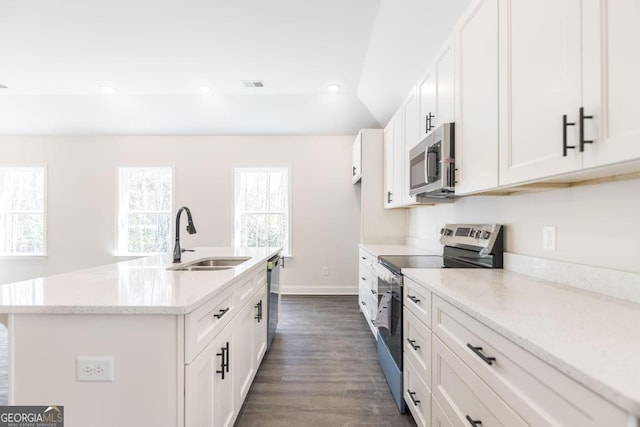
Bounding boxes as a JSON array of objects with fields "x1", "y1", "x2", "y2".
[
  {"x1": 352, "y1": 131, "x2": 363, "y2": 184},
  {"x1": 185, "y1": 325, "x2": 235, "y2": 427},
  {"x1": 582, "y1": 0, "x2": 640, "y2": 169},
  {"x1": 383, "y1": 111, "x2": 405, "y2": 208},
  {"x1": 185, "y1": 265, "x2": 271, "y2": 427},
  {"x1": 497, "y1": 0, "x2": 640, "y2": 187},
  {"x1": 454, "y1": 0, "x2": 500, "y2": 195},
  {"x1": 418, "y1": 40, "x2": 455, "y2": 143},
  {"x1": 402, "y1": 87, "x2": 419, "y2": 205},
  {"x1": 358, "y1": 247, "x2": 378, "y2": 337},
  {"x1": 356, "y1": 129, "x2": 406, "y2": 243}
]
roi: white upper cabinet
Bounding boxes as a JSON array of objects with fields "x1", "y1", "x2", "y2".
[
  {"x1": 352, "y1": 131, "x2": 363, "y2": 184},
  {"x1": 417, "y1": 40, "x2": 455, "y2": 143},
  {"x1": 383, "y1": 110, "x2": 405, "y2": 208},
  {"x1": 402, "y1": 87, "x2": 419, "y2": 205},
  {"x1": 454, "y1": 0, "x2": 500, "y2": 195},
  {"x1": 498, "y1": 0, "x2": 584, "y2": 185},
  {"x1": 582, "y1": 0, "x2": 640, "y2": 169}
]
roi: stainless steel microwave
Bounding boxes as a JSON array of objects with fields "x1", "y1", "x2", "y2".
[{"x1": 409, "y1": 122, "x2": 455, "y2": 197}]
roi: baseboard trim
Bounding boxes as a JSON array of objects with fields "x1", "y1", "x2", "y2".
[{"x1": 281, "y1": 285, "x2": 358, "y2": 295}]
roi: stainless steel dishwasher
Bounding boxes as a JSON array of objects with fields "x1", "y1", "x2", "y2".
[{"x1": 266, "y1": 254, "x2": 281, "y2": 351}]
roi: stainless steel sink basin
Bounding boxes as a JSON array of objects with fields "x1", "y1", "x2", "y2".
[
  {"x1": 190, "y1": 257, "x2": 251, "y2": 267},
  {"x1": 170, "y1": 265, "x2": 234, "y2": 271},
  {"x1": 167, "y1": 256, "x2": 252, "y2": 272}
]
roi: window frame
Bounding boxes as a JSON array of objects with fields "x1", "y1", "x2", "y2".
[
  {"x1": 233, "y1": 165, "x2": 292, "y2": 257},
  {"x1": 114, "y1": 165, "x2": 174, "y2": 257},
  {"x1": 0, "y1": 164, "x2": 47, "y2": 258}
]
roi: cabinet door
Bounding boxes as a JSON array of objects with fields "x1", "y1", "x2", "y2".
[
  {"x1": 582, "y1": 0, "x2": 640, "y2": 168},
  {"x1": 436, "y1": 41, "x2": 455, "y2": 126},
  {"x1": 499, "y1": 0, "x2": 583, "y2": 185},
  {"x1": 234, "y1": 302, "x2": 255, "y2": 405},
  {"x1": 352, "y1": 131, "x2": 363, "y2": 184},
  {"x1": 252, "y1": 288, "x2": 268, "y2": 368},
  {"x1": 383, "y1": 112, "x2": 403, "y2": 208},
  {"x1": 185, "y1": 327, "x2": 235, "y2": 427},
  {"x1": 418, "y1": 70, "x2": 437, "y2": 141},
  {"x1": 402, "y1": 87, "x2": 419, "y2": 205},
  {"x1": 454, "y1": 0, "x2": 500, "y2": 195}
]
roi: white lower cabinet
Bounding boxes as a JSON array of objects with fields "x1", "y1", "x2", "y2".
[
  {"x1": 431, "y1": 396, "x2": 454, "y2": 427},
  {"x1": 185, "y1": 325, "x2": 235, "y2": 427},
  {"x1": 185, "y1": 266, "x2": 270, "y2": 427},
  {"x1": 405, "y1": 358, "x2": 431, "y2": 427}
]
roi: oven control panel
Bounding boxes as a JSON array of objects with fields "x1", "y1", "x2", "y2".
[{"x1": 440, "y1": 224, "x2": 503, "y2": 254}]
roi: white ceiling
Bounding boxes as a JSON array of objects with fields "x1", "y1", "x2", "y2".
[{"x1": 0, "y1": 0, "x2": 469, "y2": 135}]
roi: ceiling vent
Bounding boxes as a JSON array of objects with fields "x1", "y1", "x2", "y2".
[{"x1": 242, "y1": 80, "x2": 264, "y2": 88}]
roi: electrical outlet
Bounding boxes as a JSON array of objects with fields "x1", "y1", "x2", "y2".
[
  {"x1": 77, "y1": 357, "x2": 114, "y2": 382},
  {"x1": 543, "y1": 226, "x2": 556, "y2": 251},
  {"x1": 321, "y1": 267, "x2": 329, "y2": 276}
]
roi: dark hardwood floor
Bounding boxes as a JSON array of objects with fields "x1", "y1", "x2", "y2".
[{"x1": 235, "y1": 295, "x2": 416, "y2": 427}]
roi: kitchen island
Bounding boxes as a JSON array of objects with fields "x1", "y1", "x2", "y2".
[{"x1": 0, "y1": 247, "x2": 280, "y2": 427}]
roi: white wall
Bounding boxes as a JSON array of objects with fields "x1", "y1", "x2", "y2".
[
  {"x1": 0, "y1": 135, "x2": 361, "y2": 293},
  {"x1": 407, "y1": 177, "x2": 640, "y2": 273}
]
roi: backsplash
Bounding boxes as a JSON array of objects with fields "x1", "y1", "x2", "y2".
[{"x1": 406, "y1": 176, "x2": 640, "y2": 275}]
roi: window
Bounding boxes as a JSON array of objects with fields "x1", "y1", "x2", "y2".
[
  {"x1": 0, "y1": 166, "x2": 46, "y2": 256},
  {"x1": 117, "y1": 167, "x2": 172, "y2": 255},
  {"x1": 234, "y1": 167, "x2": 290, "y2": 256}
]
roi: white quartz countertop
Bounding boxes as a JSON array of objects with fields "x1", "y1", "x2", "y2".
[
  {"x1": 0, "y1": 247, "x2": 280, "y2": 315},
  {"x1": 403, "y1": 268, "x2": 640, "y2": 416}
]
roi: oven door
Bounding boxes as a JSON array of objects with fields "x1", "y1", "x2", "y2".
[{"x1": 377, "y1": 272, "x2": 403, "y2": 369}]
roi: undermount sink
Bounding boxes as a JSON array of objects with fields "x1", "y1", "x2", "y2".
[{"x1": 167, "y1": 256, "x2": 252, "y2": 272}]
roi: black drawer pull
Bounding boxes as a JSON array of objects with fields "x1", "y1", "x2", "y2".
[
  {"x1": 213, "y1": 308, "x2": 230, "y2": 319},
  {"x1": 407, "y1": 339, "x2": 420, "y2": 351},
  {"x1": 467, "y1": 344, "x2": 496, "y2": 365},
  {"x1": 361, "y1": 301, "x2": 366, "y2": 306},
  {"x1": 465, "y1": 415, "x2": 482, "y2": 426},
  {"x1": 562, "y1": 114, "x2": 576, "y2": 157},
  {"x1": 408, "y1": 295, "x2": 421, "y2": 304},
  {"x1": 370, "y1": 289, "x2": 376, "y2": 295},
  {"x1": 579, "y1": 107, "x2": 594, "y2": 152},
  {"x1": 407, "y1": 390, "x2": 420, "y2": 406},
  {"x1": 361, "y1": 276, "x2": 366, "y2": 281},
  {"x1": 254, "y1": 300, "x2": 263, "y2": 322},
  {"x1": 353, "y1": 166, "x2": 356, "y2": 176}
]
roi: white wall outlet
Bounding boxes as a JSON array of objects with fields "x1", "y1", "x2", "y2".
[
  {"x1": 77, "y1": 357, "x2": 114, "y2": 382},
  {"x1": 543, "y1": 226, "x2": 556, "y2": 251},
  {"x1": 321, "y1": 267, "x2": 329, "y2": 276}
]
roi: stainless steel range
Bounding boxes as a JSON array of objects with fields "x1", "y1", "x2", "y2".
[{"x1": 375, "y1": 224, "x2": 504, "y2": 412}]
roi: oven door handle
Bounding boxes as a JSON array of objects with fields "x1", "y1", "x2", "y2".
[{"x1": 374, "y1": 263, "x2": 401, "y2": 285}]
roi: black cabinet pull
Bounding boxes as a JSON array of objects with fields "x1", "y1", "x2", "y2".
[
  {"x1": 215, "y1": 342, "x2": 229, "y2": 379},
  {"x1": 353, "y1": 166, "x2": 357, "y2": 176},
  {"x1": 562, "y1": 114, "x2": 576, "y2": 157},
  {"x1": 387, "y1": 191, "x2": 393, "y2": 204},
  {"x1": 361, "y1": 301, "x2": 366, "y2": 306},
  {"x1": 408, "y1": 295, "x2": 421, "y2": 304},
  {"x1": 361, "y1": 256, "x2": 366, "y2": 260},
  {"x1": 370, "y1": 289, "x2": 376, "y2": 295},
  {"x1": 255, "y1": 300, "x2": 263, "y2": 322},
  {"x1": 213, "y1": 307, "x2": 230, "y2": 319},
  {"x1": 467, "y1": 343, "x2": 496, "y2": 365},
  {"x1": 407, "y1": 338, "x2": 421, "y2": 351},
  {"x1": 407, "y1": 390, "x2": 421, "y2": 406},
  {"x1": 426, "y1": 112, "x2": 435, "y2": 133},
  {"x1": 361, "y1": 276, "x2": 366, "y2": 281},
  {"x1": 465, "y1": 415, "x2": 482, "y2": 426},
  {"x1": 579, "y1": 107, "x2": 594, "y2": 152}
]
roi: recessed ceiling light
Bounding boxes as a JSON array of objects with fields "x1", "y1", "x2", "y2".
[
  {"x1": 0, "y1": 84, "x2": 7, "y2": 89},
  {"x1": 199, "y1": 85, "x2": 211, "y2": 93},
  {"x1": 328, "y1": 84, "x2": 341, "y2": 92},
  {"x1": 101, "y1": 85, "x2": 115, "y2": 94}
]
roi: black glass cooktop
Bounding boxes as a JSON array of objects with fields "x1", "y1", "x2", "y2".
[{"x1": 378, "y1": 255, "x2": 444, "y2": 275}]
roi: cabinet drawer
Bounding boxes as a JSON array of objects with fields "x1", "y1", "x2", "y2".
[
  {"x1": 403, "y1": 309, "x2": 431, "y2": 388},
  {"x1": 404, "y1": 278, "x2": 431, "y2": 327},
  {"x1": 432, "y1": 335, "x2": 527, "y2": 427},
  {"x1": 358, "y1": 248, "x2": 377, "y2": 272},
  {"x1": 432, "y1": 296, "x2": 628, "y2": 426},
  {"x1": 185, "y1": 286, "x2": 235, "y2": 363},
  {"x1": 358, "y1": 283, "x2": 376, "y2": 322},
  {"x1": 404, "y1": 358, "x2": 431, "y2": 427},
  {"x1": 358, "y1": 267, "x2": 377, "y2": 293}
]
